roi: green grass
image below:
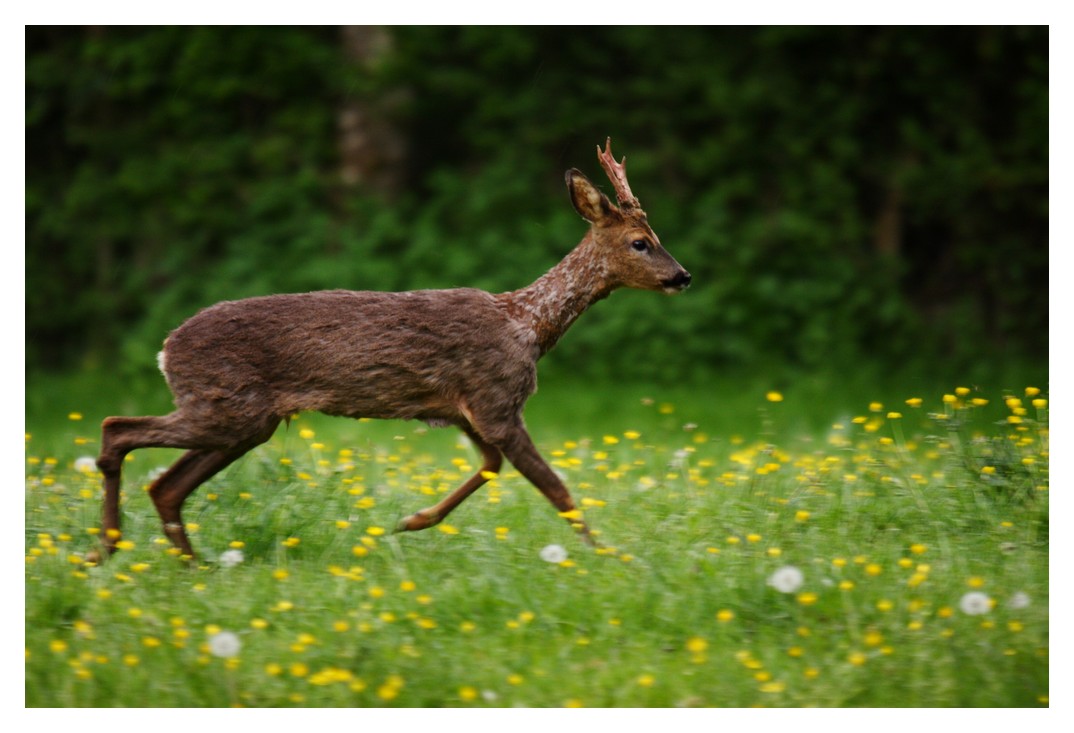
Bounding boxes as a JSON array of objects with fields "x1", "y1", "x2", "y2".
[{"x1": 25, "y1": 377, "x2": 1048, "y2": 707}]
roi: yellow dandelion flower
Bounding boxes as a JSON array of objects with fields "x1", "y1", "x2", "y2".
[
  {"x1": 458, "y1": 686, "x2": 479, "y2": 702},
  {"x1": 797, "y1": 592, "x2": 818, "y2": 606},
  {"x1": 299, "y1": 429, "x2": 315, "y2": 440},
  {"x1": 716, "y1": 609, "x2": 735, "y2": 623},
  {"x1": 564, "y1": 698, "x2": 584, "y2": 708},
  {"x1": 905, "y1": 397, "x2": 923, "y2": 408},
  {"x1": 366, "y1": 526, "x2": 386, "y2": 537},
  {"x1": 848, "y1": 651, "x2": 867, "y2": 666},
  {"x1": 795, "y1": 510, "x2": 810, "y2": 522},
  {"x1": 272, "y1": 569, "x2": 289, "y2": 581},
  {"x1": 865, "y1": 563, "x2": 882, "y2": 577},
  {"x1": 766, "y1": 391, "x2": 784, "y2": 403},
  {"x1": 685, "y1": 636, "x2": 708, "y2": 654},
  {"x1": 636, "y1": 673, "x2": 655, "y2": 687},
  {"x1": 438, "y1": 524, "x2": 459, "y2": 535}
]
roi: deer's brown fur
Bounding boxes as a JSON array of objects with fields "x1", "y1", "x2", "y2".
[{"x1": 91, "y1": 139, "x2": 690, "y2": 561}]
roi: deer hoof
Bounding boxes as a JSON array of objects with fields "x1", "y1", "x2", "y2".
[{"x1": 395, "y1": 511, "x2": 439, "y2": 533}]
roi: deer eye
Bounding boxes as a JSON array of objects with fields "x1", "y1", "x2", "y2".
[{"x1": 631, "y1": 239, "x2": 649, "y2": 252}]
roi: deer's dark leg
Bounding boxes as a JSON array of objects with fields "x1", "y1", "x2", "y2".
[
  {"x1": 396, "y1": 426, "x2": 503, "y2": 532},
  {"x1": 92, "y1": 415, "x2": 197, "y2": 561},
  {"x1": 498, "y1": 424, "x2": 598, "y2": 546},
  {"x1": 147, "y1": 448, "x2": 248, "y2": 559},
  {"x1": 90, "y1": 412, "x2": 277, "y2": 562}
]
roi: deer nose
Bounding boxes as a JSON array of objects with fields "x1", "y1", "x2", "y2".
[{"x1": 663, "y1": 270, "x2": 692, "y2": 291}]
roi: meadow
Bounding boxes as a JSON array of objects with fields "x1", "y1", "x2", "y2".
[{"x1": 24, "y1": 377, "x2": 1048, "y2": 707}]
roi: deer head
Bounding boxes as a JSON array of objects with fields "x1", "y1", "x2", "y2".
[{"x1": 565, "y1": 138, "x2": 691, "y2": 294}]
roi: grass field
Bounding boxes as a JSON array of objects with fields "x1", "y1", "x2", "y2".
[{"x1": 24, "y1": 376, "x2": 1048, "y2": 707}]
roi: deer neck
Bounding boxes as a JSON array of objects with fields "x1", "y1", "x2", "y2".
[{"x1": 501, "y1": 233, "x2": 613, "y2": 357}]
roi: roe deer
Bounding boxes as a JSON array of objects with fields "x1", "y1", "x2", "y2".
[{"x1": 89, "y1": 138, "x2": 690, "y2": 562}]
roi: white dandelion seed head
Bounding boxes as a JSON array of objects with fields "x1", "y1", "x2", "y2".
[
  {"x1": 1007, "y1": 591, "x2": 1031, "y2": 610},
  {"x1": 959, "y1": 591, "x2": 992, "y2": 616},
  {"x1": 208, "y1": 630, "x2": 241, "y2": 658},
  {"x1": 218, "y1": 549, "x2": 245, "y2": 568},
  {"x1": 768, "y1": 565, "x2": 805, "y2": 594},
  {"x1": 539, "y1": 544, "x2": 569, "y2": 563},
  {"x1": 73, "y1": 456, "x2": 97, "y2": 474}
]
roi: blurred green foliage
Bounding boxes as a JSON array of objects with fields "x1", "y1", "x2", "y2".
[{"x1": 26, "y1": 26, "x2": 1047, "y2": 385}]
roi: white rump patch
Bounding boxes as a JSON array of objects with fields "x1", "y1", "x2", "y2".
[{"x1": 156, "y1": 350, "x2": 168, "y2": 375}]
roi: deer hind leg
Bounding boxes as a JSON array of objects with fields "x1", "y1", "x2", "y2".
[
  {"x1": 92, "y1": 414, "x2": 198, "y2": 561},
  {"x1": 91, "y1": 411, "x2": 277, "y2": 561},
  {"x1": 498, "y1": 423, "x2": 599, "y2": 546},
  {"x1": 395, "y1": 426, "x2": 503, "y2": 533},
  {"x1": 147, "y1": 448, "x2": 247, "y2": 559}
]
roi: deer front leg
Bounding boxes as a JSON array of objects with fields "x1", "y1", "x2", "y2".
[
  {"x1": 396, "y1": 426, "x2": 503, "y2": 533},
  {"x1": 499, "y1": 424, "x2": 599, "y2": 546}
]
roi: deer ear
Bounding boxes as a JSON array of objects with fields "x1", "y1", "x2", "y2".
[{"x1": 566, "y1": 169, "x2": 614, "y2": 224}]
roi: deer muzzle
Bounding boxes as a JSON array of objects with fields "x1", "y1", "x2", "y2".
[{"x1": 662, "y1": 269, "x2": 692, "y2": 293}]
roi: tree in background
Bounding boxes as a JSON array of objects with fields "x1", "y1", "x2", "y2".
[{"x1": 26, "y1": 26, "x2": 1047, "y2": 384}]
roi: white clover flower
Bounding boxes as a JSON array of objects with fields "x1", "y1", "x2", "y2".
[
  {"x1": 539, "y1": 544, "x2": 568, "y2": 563},
  {"x1": 1007, "y1": 591, "x2": 1031, "y2": 610},
  {"x1": 208, "y1": 630, "x2": 241, "y2": 658},
  {"x1": 73, "y1": 456, "x2": 97, "y2": 473},
  {"x1": 768, "y1": 565, "x2": 805, "y2": 594},
  {"x1": 959, "y1": 591, "x2": 992, "y2": 615},
  {"x1": 218, "y1": 549, "x2": 245, "y2": 568}
]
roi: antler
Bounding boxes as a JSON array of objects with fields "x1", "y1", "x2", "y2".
[{"x1": 596, "y1": 137, "x2": 641, "y2": 210}]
